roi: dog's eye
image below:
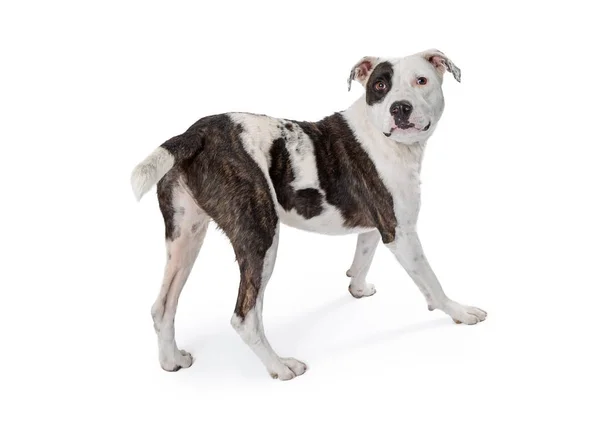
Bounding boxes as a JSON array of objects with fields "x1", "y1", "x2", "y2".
[
  {"x1": 416, "y1": 77, "x2": 428, "y2": 86},
  {"x1": 374, "y1": 81, "x2": 387, "y2": 91}
]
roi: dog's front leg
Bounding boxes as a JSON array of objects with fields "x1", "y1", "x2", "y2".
[
  {"x1": 346, "y1": 230, "x2": 380, "y2": 298},
  {"x1": 385, "y1": 226, "x2": 487, "y2": 324}
]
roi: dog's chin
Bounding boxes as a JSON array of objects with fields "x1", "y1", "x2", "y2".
[{"x1": 383, "y1": 121, "x2": 431, "y2": 138}]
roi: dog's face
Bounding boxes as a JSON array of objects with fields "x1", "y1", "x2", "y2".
[{"x1": 348, "y1": 49, "x2": 461, "y2": 144}]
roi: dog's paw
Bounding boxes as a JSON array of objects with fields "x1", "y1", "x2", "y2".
[
  {"x1": 442, "y1": 300, "x2": 487, "y2": 325},
  {"x1": 268, "y1": 357, "x2": 308, "y2": 381},
  {"x1": 160, "y1": 349, "x2": 194, "y2": 372},
  {"x1": 348, "y1": 282, "x2": 376, "y2": 298}
]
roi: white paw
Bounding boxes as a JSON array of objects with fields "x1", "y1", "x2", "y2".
[
  {"x1": 268, "y1": 357, "x2": 308, "y2": 381},
  {"x1": 348, "y1": 282, "x2": 377, "y2": 299},
  {"x1": 160, "y1": 349, "x2": 194, "y2": 372},
  {"x1": 442, "y1": 300, "x2": 487, "y2": 325}
]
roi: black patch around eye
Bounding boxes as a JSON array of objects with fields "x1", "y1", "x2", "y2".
[{"x1": 365, "y1": 61, "x2": 393, "y2": 105}]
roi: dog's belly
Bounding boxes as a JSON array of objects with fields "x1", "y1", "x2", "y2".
[{"x1": 277, "y1": 203, "x2": 374, "y2": 235}]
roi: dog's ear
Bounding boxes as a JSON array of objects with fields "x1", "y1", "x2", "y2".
[
  {"x1": 420, "y1": 49, "x2": 461, "y2": 82},
  {"x1": 347, "y1": 56, "x2": 380, "y2": 91}
]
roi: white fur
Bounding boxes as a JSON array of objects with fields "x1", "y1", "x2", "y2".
[
  {"x1": 285, "y1": 122, "x2": 320, "y2": 189},
  {"x1": 351, "y1": 52, "x2": 447, "y2": 145},
  {"x1": 347, "y1": 230, "x2": 380, "y2": 298},
  {"x1": 230, "y1": 225, "x2": 308, "y2": 380},
  {"x1": 278, "y1": 205, "x2": 371, "y2": 235},
  {"x1": 228, "y1": 113, "x2": 280, "y2": 202},
  {"x1": 385, "y1": 230, "x2": 486, "y2": 323},
  {"x1": 343, "y1": 95, "x2": 486, "y2": 323},
  {"x1": 131, "y1": 147, "x2": 175, "y2": 201},
  {"x1": 151, "y1": 181, "x2": 210, "y2": 370}
]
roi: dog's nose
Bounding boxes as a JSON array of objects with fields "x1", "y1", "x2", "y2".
[{"x1": 390, "y1": 101, "x2": 413, "y2": 119}]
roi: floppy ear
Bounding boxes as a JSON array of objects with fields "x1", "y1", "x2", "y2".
[
  {"x1": 347, "y1": 56, "x2": 380, "y2": 91},
  {"x1": 421, "y1": 49, "x2": 461, "y2": 82}
]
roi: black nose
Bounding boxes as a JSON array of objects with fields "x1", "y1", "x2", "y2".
[{"x1": 390, "y1": 100, "x2": 413, "y2": 119}]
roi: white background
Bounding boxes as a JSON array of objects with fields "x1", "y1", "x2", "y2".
[{"x1": 2, "y1": 1, "x2": 599, "y2": 426}]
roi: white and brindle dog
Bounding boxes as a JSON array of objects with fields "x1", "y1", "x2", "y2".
[{"x1": 131, "y1": 49, "x2": 487, "y2": 380}]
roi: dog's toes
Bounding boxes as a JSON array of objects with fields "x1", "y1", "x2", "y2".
[
  {"x1": 281, "y1": 357, "x2": 308, "y2": 376},
  {"x1": 268, "y1": 357, "x2": 308, "y2": 380},
  {"x1": 160, "y1": 349, "x2": 194, "y2": 372},
  {"x1": 348, "y1": 283, "x2": 376, "y2": 299},
  {"x1": 443, "y1": 300, "x2": 487, "y2": 325},
  {"x1": 164, "y1": 364, "x2": 181, "y2": 372},
  {"x1": 269, "y1": 368, "x2": 294, "y2": 380}
]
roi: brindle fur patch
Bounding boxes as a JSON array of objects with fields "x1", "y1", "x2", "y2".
[
  {"x1": 157, "y1": 115, "x2": 278, "y2": 320},
  {"x1": 293, "y1": 114, "x2": 397, "y2": 243}
]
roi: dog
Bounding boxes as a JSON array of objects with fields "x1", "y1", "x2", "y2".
[{"x1": 131, "y1": 49, "x2": 487, "y2": 380}]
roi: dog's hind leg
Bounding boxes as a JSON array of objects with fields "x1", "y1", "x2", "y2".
[
  {"x1": 151, "y1": 177, "x2": 210, "y2": 371},
  {"x1": 346, "y1": 230, "x2": 380, "y2": 298},
  {"x1": 230, "y1": 224, "x2": 307, "y2": 380}
]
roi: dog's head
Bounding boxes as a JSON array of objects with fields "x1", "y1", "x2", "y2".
[{"x1": 348, "y1": 49, "x2": 460, "y2": 144}]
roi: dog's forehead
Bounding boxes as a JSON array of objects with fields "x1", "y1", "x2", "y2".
[{"x1": 386, "y1": 55, "x2": 434, "y2": 79}]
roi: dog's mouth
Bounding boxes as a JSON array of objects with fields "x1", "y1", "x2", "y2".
[{"x1": 383, "y1": 121, "x2": 431, "y2": 137}]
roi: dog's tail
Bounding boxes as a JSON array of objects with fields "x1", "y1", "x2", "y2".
[{"x1": 130, "y1": 131, "x2": 204, "y2": 201}]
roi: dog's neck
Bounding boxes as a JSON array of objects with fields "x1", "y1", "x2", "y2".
[{"x1": 342, "y1": 96, "x2": 427, "y2": 171}]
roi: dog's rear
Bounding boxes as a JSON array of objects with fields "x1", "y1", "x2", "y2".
[
  {"x1": 130, "y1": 129, "x2": 209, "y2": 371},
  {"x1": 130, "y1": 131, "x2": 205, "y2": 201},
  {"x1": 129, "y1": 116, "x2": 304, "y2": 378}
]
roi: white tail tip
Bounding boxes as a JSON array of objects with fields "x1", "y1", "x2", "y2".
[{"x1": 130, "y1": 147, "x2": 175, "y2": 201}]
